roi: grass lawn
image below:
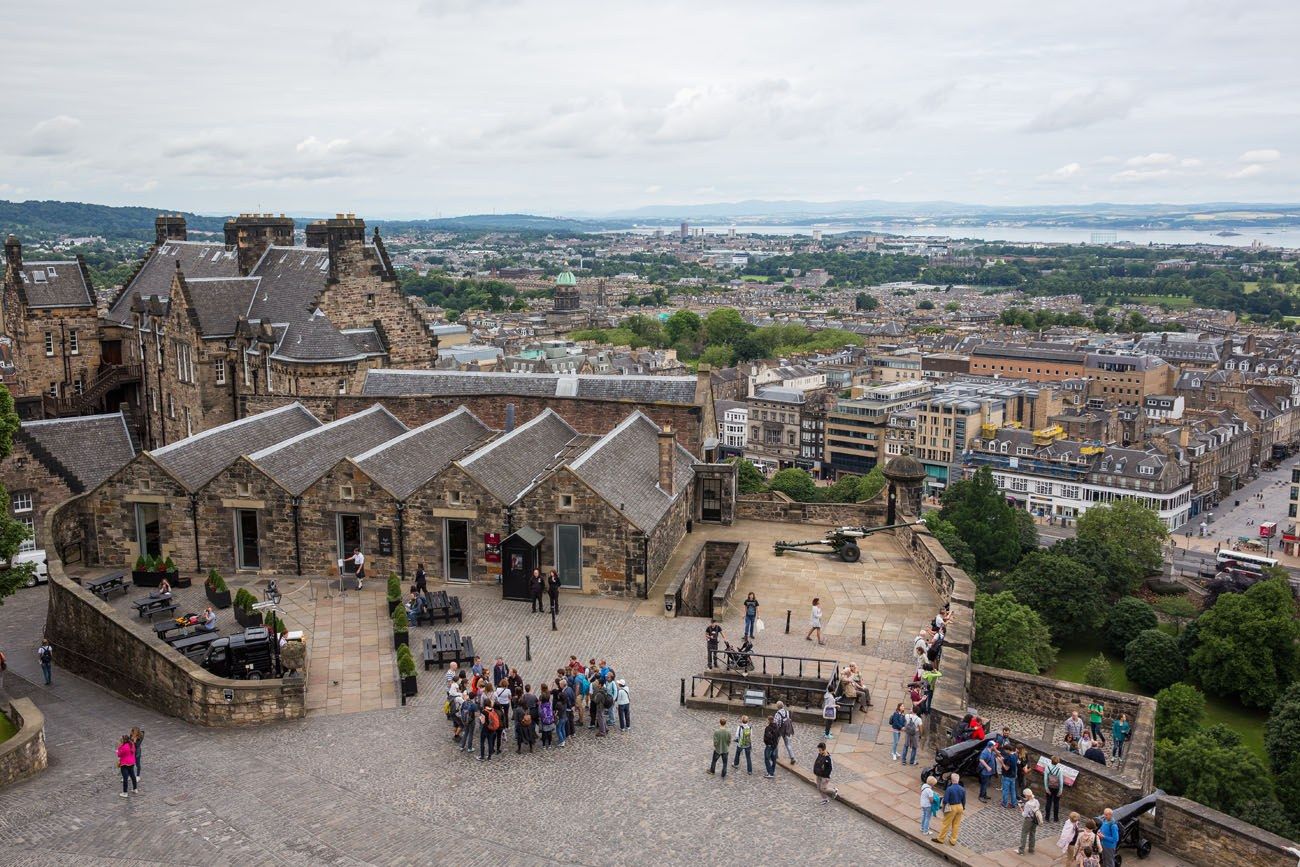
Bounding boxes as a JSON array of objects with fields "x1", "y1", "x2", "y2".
[
  {"x1": 1048, "y1": 640, "x2": 1268, "y2": 760},
  {"x1": 1127, "y1": 294, "x2": 1195, "y2": 309},
  {"x1": 0, "y1": 710, "x2": 16, "y2": 743}
]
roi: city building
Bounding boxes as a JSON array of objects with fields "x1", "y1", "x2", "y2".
[
  {"x1": 823, "y1": 380, "x2": 932, "y2": 478},
  {"x1": 744, "y1": 386, "x2": 806, "y2": 470},
  {"x1": 968, "y1": 344, "x2": 1086, "y2": 382},
  {"x1": 716, "y1": 399, "x2": 748, "y2": 454},
  {"x1": 1084, "y1": 352, "x2": 1173, "y2": 404}
]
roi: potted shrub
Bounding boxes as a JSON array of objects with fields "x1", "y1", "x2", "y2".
[
  {"x1": 397, "y1": 644, "x2": 418, "y2": 697},
  {"x1": 386, "y1": 573, "x2": 402, "y2": 616},
  {"x1": 132, "y1": 554, "x2": 162, "y2": 587},
  {"x1": 234, "y1": 587, "x2": 264, "y2": 628},
  {"x1": 392, "y1": 605, "x2": 409, "y2": 650},
  {"x1": 205, "y1": 569, "x2": 232, "y2": 609}
]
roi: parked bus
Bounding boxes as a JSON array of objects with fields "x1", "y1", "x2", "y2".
[{"x1": 1216, "y1": 549, "x2": 1278, "y2": 576}]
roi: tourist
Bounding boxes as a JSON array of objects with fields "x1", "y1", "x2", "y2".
[
  {"x1": 591, "y1": 680, "x2": 609, "y2": 736},
  {"x1": 889, "y1": 703, "x2": 906, "y2": 760},
  {"x1": 537, "y1": 685, "x2": 556, "y2": 747},
  {"x1": 350, "y1": 548, "x2": 365, "y2": 589},
  {"x1": 459, "y1": 692, "x2": 479, "y2": 752},
  {"x1": 806, "y1": 597, "x2": 824, "y2": 645},
  {"x1": 492, "y1": 657, "x2": 509, "y2": 686},
  {"x1": 129, "y1": 726, "x2": 144, "y2": 781},
  {"x1": 1016, "y1": 745, "x2": 1030, "y2": 796},
  {"x1": 547, "y1": 570, "x2": 560, "y2": 613},
  {"x1": 116, "y1": 734, "x2": 138, "y2": 798},
  {"x1": 494, "y1": 680, "x2": 512, "y2": 750},
  {"x1": 1019, "y1": 788, "x2": 1042, "y2": 856},
  {"x1": 1078, "y1": 731, "x2": 1093, "y2": 756},
  {"x1": 994, "y1": 725, "x2": 1013, "y2": 749},
  {"x1": 471, "y1": 655, "x2": 485, "y2": 678},
  {"x1": 603, "y1": 673, "x2": 618, "y2": 728},
  {"x1": 37, "y1": 638, "x2": 52, "y2": 685},
  {"x1": 158, "y1": 577, "x2": 172, "y2": 597},
  {"x1": 1083, "y1": 739, "x2": 1107, "y2": 766},
  {"x1": 413, "y1": 563, "x2": 427, "y2": 594},
  {"x1": 1000, "y1": 742, "x2": 1020, "y2": 808},
  {"x1": 705, "y1": 619, "x2": 723, "y2": 668},
  {"x1": 1074, "y1": 819, "x2": 1099, "y2": 867},
  {"x1": 762, "y1": 715, "x2": 780, "y2": 778},
  {"x1": 1042, "y1": 754, "x2": 1064, "y2": 822},
  {"x1": 479, "y1": 698, "x2": 500, "y2": 760},
  {"x1": 1111, "y1": 713, "x2": 1131, "y2": 759},
  {"x1": 742, "y1": 592, "x2": 760, "y2": 640},
  {"x1": 920, "y1": 775, "x2": 939, "y2": 834},
  {"x1": 1087, "y1": 698, "x2": 1105, "y2": 740},
  {"x1": 933, "y1": 772, "x2": 965, "y2": 845},
  {"x1": 977, "y1": 740, "x2": 999, "y2": 802},
  {"x1": 970, "y1": 715, "x2": 986, "y2": 742},
  {"x1": 901, "y1": 705, "x2": 923, "y2": 765},
  {"x1": 847, "y1": 664, "x2": 870, "y2": 709},
  {"x1": 918, "y1": 664, "x2": 942, "y2": 710},
  {"x1": 1098, "y1": 807, "x2": 1120, "y2": 867},
  {"x1": 840, "y1": 667, "x2": 860, "y2": 711},
  {"x1": 709, "y1": 718, "x2": 731, "y2": 777},
  {"x1": 447, "y1": 681, "x2": 463, "y2": 739},
  {"x1": 1064, "y1": 710, "x2": 1085, "y2": 744},
  {"x1": 615, "y1": 679, "x2": 631, "y2": 731},
  {"x1": 732, "y1": 715, "x2": 754, "y2": 774},
  {"x1": 813, "y1": 741, "x2": 838, "y2": 803},
  {"x1": 515, "y1": 702, "x2": 535, "y2": 753},
  {"x1": 1058, "y1": 811, "x2": 1082, "y2": 863},
  {"x1": 406, "y1": 592, "x2": 425, "y2": 624},
  {"x1": 774, "y1": 701, "x2": 797, "y2": 763},
  {"x1": 821, "y1": 686, "x2": 837, "y2": 738},
  {"x1": 529, "y1": 568, "x2": 544, "y2": 613}
]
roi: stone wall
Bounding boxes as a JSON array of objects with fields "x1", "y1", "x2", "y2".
[
  {"x1": 735, "y1": 490, "x2": 888, "y2": 525},
  {"x1": 1149, "y1": 795, "x2": 1297, "y2": 867},
  {"x1": 1, "y1": 434, "x2": 75, "y2": 555},
  {"x1": 985, "y1": 728, "x2": 1144, "y2": 820},
  {"x1": 708, "y1": 540, "x2": 748, "y2": 617},
  {"x1": 664, "y1": 539, "x2": 748, "y2": 618},
  {"x1": 0, "y1": 698, "x2": 47, "y2": 787}
]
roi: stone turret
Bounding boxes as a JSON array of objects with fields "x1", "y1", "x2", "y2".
[
  {"x1": 883, "y1": 454, "x2": 928, "y2": 524},
  {"x1": 224, "y1": 213, "x2": 295, "y2": 275},
  {"x1": 155, "y1": 214, "x2": 187, "y2": 245}
]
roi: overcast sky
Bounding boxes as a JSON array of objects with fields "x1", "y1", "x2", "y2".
[{"x1": 3, "y1": 1, "x2": 1297, "y2": 218}]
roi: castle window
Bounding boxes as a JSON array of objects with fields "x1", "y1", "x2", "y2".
[
  {"x1": 448, "y1": 490, "x2": 463, "y2": 506},
  {"x1": 243, "y1": 351, "x2": 251, "y2": 386},
  {"x1": 139, "y1": 478, "x2": 152, "y2": 492},
  {"x1": 74, "y1": 377, "x2": 83, "y2": 395},
  {"x1": 264, "y1": 353, "x2": 273, "y2": 393},
  {"x1": 184, "y1": 407, "x2": 192, "y2": 438},
  {"x1": 214, "y1": 357, "x2": 226, "y2": 385},
  {"x1": 44, "y1": 332, "x2": 54, "y2": 357},
  {"x1": 236, "y1": 482, "x2": 252, "y2": 497},
  {"x1": 340, "y1": 484, "x2": 355, "y2": 501},
  {"x1": 337, "y1": 379, "x2": 347, "y2": 395},
  {"x1": 366, "y1": 293, "x2": 375, "y2": 308},
  {"x1": 559, "y1": 493, "x2": 574, "y2": 510},
  {"x1": 47, "y1": 382, "x2": 58, "y2": 398},
  {"x1": 68, "y1": 329, "x2": 79, "y2": 355},
  {"x1": 12, "y1": 491, "x2": 33, "y2": 513}
]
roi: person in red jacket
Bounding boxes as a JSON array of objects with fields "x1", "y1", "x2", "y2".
[{"x1": 116, "y1": 735, "x2": 138, "y2": 798}]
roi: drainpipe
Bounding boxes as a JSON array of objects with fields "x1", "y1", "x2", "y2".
[
  {"x1": 187, "y1": 493, "x2": 202, "y2": 572},
  {"x1": 396, "y1": 501, "x2": 407, "y2": 582},
  {"x1": 291, "y1": 496, "x2": 302, "y2": 576},
  {"x1": 640, "y1": 533, "x2": 650, "y2": 600},
  {"x1": 505, "y1": 505, "x2": 515, "y2": 538}
]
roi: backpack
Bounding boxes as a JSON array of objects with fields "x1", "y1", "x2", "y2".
[
  {"x1": 461, "y1": 703, "x2": 476, "y2": 725},
  {"x1": 485, "y1": 708, "x2": 501, "y2": 731},
  {"x1": 38, "y1": 645, "x2": 51, "y2": 663},
  {"x1": 904, "y1": 716, "x2": 919, "y2": 737},
  {"x1": 738, "y1": 725, "x2": 751, "y2": 748},
  {"x1": 781, "y1": 713, "x2": 794, "y2": 737},
  {"x1": 1046, "y1": 764, "x2": 1062, "y2": 791},
  {"x1": 539, "y1": 702, "x2": 555, "y2": 726}
]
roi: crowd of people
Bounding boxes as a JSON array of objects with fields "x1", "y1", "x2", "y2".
[{"x1": 443, "y1": 654, "x2": 631, "y2": 760}]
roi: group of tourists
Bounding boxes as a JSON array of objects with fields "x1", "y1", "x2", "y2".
[
  {"x1": 443, "y1": 655, "x2": 630, "y2": 761},
  {"x1": 1063, "y1": 704, "x2": 1132, "y2": 765},
  {"x1": 705, "y1": 701, "x2": 802, "y2": 782}
]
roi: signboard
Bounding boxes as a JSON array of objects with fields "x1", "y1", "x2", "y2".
[
  {"x1": 1259, "y1": 521, "x2": 1277, "y2": 539},
  {"x1": 252, "y1": 600, "x2": 278, "y2": 611},
  {"x1": 1034, "y1": 756, "x2": 1079, "y2": 786},
  {"x1": 484, "y1": 532, "x2": 501, "y2": 564},
  {"x1": 377, "y1": 528, "x2": 394, "y2": 556}
]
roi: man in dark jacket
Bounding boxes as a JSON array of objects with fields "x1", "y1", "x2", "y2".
[
  {"x1": 547, "y1": 570, "x2": 561, "y2": 613},
  {"x1": 529, "y1": 570, "x2": 544, "y2": 613},
  {"x1": 762, "y1": 716, "x2": 781, "y2": 778},
  {"x1": 813, "y1": 742, "x2": 838, "y2": 802}
]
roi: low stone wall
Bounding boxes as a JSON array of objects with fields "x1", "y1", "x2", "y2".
[
  {"x1": 994, "y1": 730, "x2": 1144, "y2": 820},
  {"x1": 43, "y1": 496, "x2": 305, "y2": 727},
  {"x1": 736, "y1": 491, "x2": 887, "y2": 526},
  {"x1": 0, "y1": 698, "x2": 47, "y2": 786},
  {"x1": 709, "y1": 541, "x2": 748, "y2": 617},
  {"x1": 1149, "y1": 794, "x2": 1297, "y2": 867},
  {"x1": 664, "y1": 540, "x2": 748, "y2": 618}
]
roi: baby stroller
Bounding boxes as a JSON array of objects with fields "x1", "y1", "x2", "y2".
[{"x1": 724, "y1": 639, "x2": 755, "y2": 673}]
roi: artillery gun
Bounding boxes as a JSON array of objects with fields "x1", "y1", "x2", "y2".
[{"x1": 773, "y1": 522, "x2": 923, "y2": 562}]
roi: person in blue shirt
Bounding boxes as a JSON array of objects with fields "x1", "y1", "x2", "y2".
[
  {"x1": 999, "y1": 747, "x2": 1020, "y2": 808},
  {"x1": 977, "y1": 741, "x2": 999, "y2": 802},
  {"x1": 1098, "y1": 807, "x2": 1120, "y2": 866},
  {"x1": 1111, "y1": 713, "x2": 1132, "y2": 759},
  {"x1": 933, "y1": 773, "x2": 967, "y2": 845}
]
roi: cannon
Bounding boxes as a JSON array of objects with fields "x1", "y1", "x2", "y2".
[
  {"x1": 774, "y1": 522, "x2": 923, "y2": 563},
  {"x1": 1097, "y1": 789, "x2": 1163, "y2": 865},
  {"x1": 919, "y1": 736, "x2": 986, "y2": 784}
]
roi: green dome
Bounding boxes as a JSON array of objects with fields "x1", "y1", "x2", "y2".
[{"x1": 555, "y1": 271, "x2": 577, "y2": 286}]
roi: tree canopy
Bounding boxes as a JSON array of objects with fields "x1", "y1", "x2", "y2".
[
  {"x1": 1004, "y1": 551, "x2": 1106, "y2": 641},
  {"x1": 0, "y1": 386, "x2": 31, "y2": 603},
  {"x1": 938, "y1": 466, "x2": 1023, "y2": 575},
  {"x1": 1154, "y1": 683, "x2": 1206, "y2": 743},
  {"x1": 1187, "y1": 577, "x2": 1300, "y2": 708},
  {"x1": 972, "y1": 591, "x2": 1057, "y2": 674},
  {"x1": 1105, "y1": 597, "x2": 1158, "y2": 655},
  {"x1": 1125, "y1": 629, "x2": 1185, "y2": 692},
  {"x1": 1075, "y1": 499, "x2": 1168, "y2": 595},
  {"x1": 768, "y1": 468, "x2": 818, "y2": 502},
  {"x1": 728, "y1": 458, "x2": 767, "y2": 495},
  {"x1": 1156, "y1": 731, "x2": 1274, "y2": 819},
  {"x1": 923, "y1": 513, "x2": 977, "y2": 576}
]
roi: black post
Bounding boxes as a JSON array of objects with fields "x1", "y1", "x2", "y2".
[
  {"x1": 680, "y1": 677, "x2": 686, "y2": 706},
  {"x1": 188, "y1": 494, "x2": 202, "y2": 573},
  {"x1": 525, "y1": 634, "x2": 531, "y2": 661},
  {"x1": 861, "y1": 619, "x2": 866, "y2": 646},
  {"x1": 785, "y1": 609, "x2": 791, "y2": 634},
  {"x1": 551, "y1": 608, "x2": 557, "y2": 631},
  {"x1": 290, "y1": 496, "x2": 302, "y2": 576}
]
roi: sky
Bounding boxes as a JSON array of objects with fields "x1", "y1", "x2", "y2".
[{"x1": 2, "y1": 0, "x2": 1297, "y2": 218}]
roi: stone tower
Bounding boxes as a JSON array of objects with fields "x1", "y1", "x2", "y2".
[
  {"x1": 155, "y1": 214, "x2": 187, "y2": 245},
  {"x1": 224, "y1": 213, "x2": 295, "y2": 275},
  {"x1": 882, "y1": 454, "x2": 929, "y2": 524},
  {"x1": 552, "y1": 271, "x2": 580, "y2": 313}
]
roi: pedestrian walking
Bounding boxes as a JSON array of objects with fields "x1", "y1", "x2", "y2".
[
  {"x1": 547, "y1": 570, "x2": 560, "y2": 613},
  {"x1": 732, "y1": 715, "x2": 754, "y2": 774},
  {"x1": 129, "y1": 726, "x2": 144, "y2": 781},
  {"x1": 413, "y1": 563, "x2": 427, "y2": 594},
  {"x1": 615, "y1": 679, "x2": 631, "y2": 731},
  {"x1": 762, "y1": 715, "x2": 780, "y2": 778},
  {"x1": 901, "y1": 705, "x2": 923, "y2": 765},
  {"x1": 708, "y1": 718, "x2": 731, "y2": 777},
  {"x1": 705, "y1": 619, "x2": 723, "y2": 668},
  {"x1": 889, "y1": 703, "x2": 906, "y2": 760},
  {"x1": 1018, "y1": 789, "x2": 1042, "y2": 856},
  {"x1": 742, "y1": 592, "x2": 760, "y2": 640},
  {"x1": 920, "y1": 775, "x2": 940, "y2": 834},
  {"x1": 773, "y1": 701, "x2": 797, "y2": 763},
  {"x1": 350, "y1": 548, "x2": 366, "y2": 589},
  {"x1": 821, "y1": 686, "x2": 837, "y2": 738},
  {"x1": 1098, "y1": 808, "x2": 1120, "y2": 867},
  {"x1": 933, "y1": 772, "x2": 965, "y2": 845},
  {"x1": 528, "y1": 569, "x2": 544, "y2": 613},
  {"x1": 813, "y1": 742, "x2": 838, "y2": 803},
  {"x1": 1042, "y1": 754, "x2": 1064, "y2": 822},
  {"x1": 116, "y1": 735, "x2": 138, "y2": 798},
  {"x1": 37, "y1": 638, "x2": 52, "y2": 686},
  {"x1": 806, "y1": 598, "x2": 825, "y2": 644},
  {"x1": 1087, "y1": 699, "x2": 1105, "y2": 740},
  {"x1": 1058, "y1": 811, "x2": 1081, "y2": 863},
  {"x1": 1111, "y1": 714, "x2": 1131, "y2": 759}
]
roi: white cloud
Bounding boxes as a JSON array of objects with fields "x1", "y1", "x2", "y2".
[
  {"x1": 1125, "y1": 152, "x2": 1177, "y2": 167},
  {"x1": 15, "y1": 115, "x2": 83, "y2": 157},
  {"x1": 1228, "y1": 164, "x2": 1265, "y2": 179},
  {"x1": 1179, "y1": 157, "x2": 1203, "y2": 167},
  {"x1": 1024, "y1": 81, "x2": 1137, "y2": 133},
  {"x1": 643, "y1": 185, "x2": 662, "y2": 194},
  {"x1": 1038, "y1": 162, "x2": 1082, "y2": 181},
  {"x1": 1239, "y1": 148, "x2": 1281, "y2": 163},
  {"x1": 330, "y1": 32, "x2": 383, "y2": 64}
]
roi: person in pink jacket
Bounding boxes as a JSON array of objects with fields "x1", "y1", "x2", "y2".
[{"x1": 117, "y1": 735, "x2": 138, "y2": 797}]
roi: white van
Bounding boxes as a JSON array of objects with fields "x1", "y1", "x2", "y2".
[{"x1": 6, "y1": 549, "x2": 48, "y2": 587}]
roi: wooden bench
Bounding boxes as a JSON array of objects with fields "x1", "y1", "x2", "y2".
[
  {"x1": 155, "y1": 620, "x2": 193, "y2": 642},
  {"x1": 422, "y1": 637, "x2": 438, "y2": 671},
  {"x1": 133, "y1": 595, "x2": 176, "y2": 618},
  {"x1": 458, "y1": 634, "x2": 475, "y2": 666},
  {"x1": 142, "y1": 602, "x2": 179, "y2": 622},
  {"x1": 87, "y1": 571, "x2": 128, "y2": 601},
  {"x1": 423, "y1": 590, "x2": 463, "y2": 624}
]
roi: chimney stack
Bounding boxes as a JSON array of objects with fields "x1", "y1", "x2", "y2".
[
  {"x1": 224, "y1": 213, "x2": 295, "y2": 275},
  {"x1": 305, "y1": 220, "x2": 328, "y2": 249},
  {"x1": 658, "y1": 424, "x2": 675, "y2": 495},
  {"x1": 155, "y1": 214, "x2": 187, "y2": 245},
  {"x1": 4, "y1": 235, "x2": 20, "y2": 273},
  {"x1": 324, "y1": 214, "x2": 366, "y2": 279},
  {"x1": 505, "y1": 403, "x2": 516, "y2": 433}
]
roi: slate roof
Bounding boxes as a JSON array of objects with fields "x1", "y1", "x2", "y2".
[
  {"x1": 342, "y1": 328, "x2": 386, "y2": 356},
  {"x1": 459, "y1": 409, "x2": 579, "y2": 504},
  {"x1": 182, "y1": 277, "x2": 260, "y2": 336},
  {"x1": 272, "y1": 309, "x2": 369, "y2": 362},
  {"x1": 108, "y1": 241, "x2": 240, "y2": 323},
  {"x1": 151, "y1": 403, "x2": 322, "y2": 491},
  {"x1": 17, "y1": 260, "x2": 94, "y2": 308},
  {"x1": 362, "y1": 369, "x2": 700, "y2": 405},
  {"x1": 249, "y1": 404, "x2": 408, "y2": 495},
  {"x1": 245, "y1": 247, "x2": 330, "y2": 324},
  {"x1": 354, "y1": 407, "x2": 495, "y2": 499},
  {"x1": 19, "y1": 412, "x2": 136, "y2": 493},
  {"x1": 568, "y1": 411, "x2": 695, "y2": 532}
]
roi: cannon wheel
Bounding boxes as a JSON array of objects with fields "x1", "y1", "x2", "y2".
[
  {"x1": 920, "y1": 765, "x2": 937, "y2": 784},
  {"x1": 1137, "y1": 838, "x2": 1152, "y2": 858},
  {"x1": 840, "y1": 543, "x2": 861, "y2": 563}
]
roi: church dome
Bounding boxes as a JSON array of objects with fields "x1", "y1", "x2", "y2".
[{"x1": 555, "y1": 271, "x2": 577, "y2": 286}]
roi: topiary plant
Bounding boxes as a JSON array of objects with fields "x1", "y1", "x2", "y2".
[
  {"x1": 234, "y1": 588, "x2": 257, "y2": 612},
  {"x1": 1083, "y1": 653, "x2": 1112, "y2": 688},
  {"x1": 396, "y1": 644, "x2": 416, "y2": 678},
  {"x1": 134, "y1": 555, "x2": 148, "y2": 571},
  {"x1": 387, "y1": 573, "x2": 402, "y2": 602},
  {"x1": 392, "y1": 605, "x2": 409, "y2": 632},
  {"x1": 162, "y1": 556, "x2": 176, "y2": 572},
  {"x1": 205, "y1": 569, "x2": 227, "y2": 592}
]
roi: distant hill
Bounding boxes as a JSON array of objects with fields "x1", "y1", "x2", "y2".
[
  {"x1": 372, "y1": 213, "x2": 626, "y2": 233},
  {"x1": 0, "y1": 200, "x2": 228, "y2": 244}
]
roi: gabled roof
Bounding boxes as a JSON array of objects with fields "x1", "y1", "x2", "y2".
[
  {"x1": 568, "y1": 411, "x2": 695, "y2": 532},
  {"x1": 459, "y1": 409, "x2": 579, "y2": 504},
  {"x1": 16, "y1": 260, "x2": 93, "y2": 308},
  {"x1": 245, "y1": 246, "x2": 330, "y2": 324},
  {"x1": 151, "y1": 403, "x2": 321, "y2": 491},
  {"x1": 354, "y1": 407, "x2": 494, "y2": 500},
  {"x1": 272, "y1": 309, "x2": 369, "y2": 362},
  {"x1": 181, "y1": 277, "x2": 260, "y2": 337},
  {"x1": 109, "y1": 241, "x2": 240, "y2": 323},
  {"x1": 362, "y1": 369, "x2": 700, "y2": 405},
  {"x1": 249, "y1": 404, "x2": 408, "y2": 495},
  {"x1": 19, "y1": 412, "x2": 136, "y2": 493}
]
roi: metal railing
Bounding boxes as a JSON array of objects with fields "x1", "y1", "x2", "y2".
[
  {"x1": 689, "y1": 674, "x2": 852, "y2": 721},
  {"x1": 707, "y1": 648, "x2": 839, "y2": 682}
]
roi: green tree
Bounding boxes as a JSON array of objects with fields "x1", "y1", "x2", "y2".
[
  {"x1": 938, "y1": 466, "x2": 1023, "y2": 574},
  {"x1": 1083, "y1": 653, "x2": 1112, "y2": 688},
  {"x1": 1012, "y1": 508, "x2": 1038, "y2": 555},
  {"x1": 728, "y1": 458, "x2": 767, "y2": 495},
  {"x1": 664, "y1": 310, "x2": 701, "y2": 345},
  {"x1": 703, "y1": 308, "x2": 752, "y2": 347},
  {"x1": 1105, "y1": 597, "x2": 1158, "y2": 655},
  {"x1": 825, "y1": 473, "x2": 863, "y2": 503},
  {"x1": 0, "y1": 386, "x2": 30, "y2": 603},
  {"x1": 1187, "y1": 577, "x2": 1300, "y2": 708},
  {"x1": 1004, "y1": 552, "x2": 1106, "y2": 641},
  {"x1": 1075, "y1": 500, "x2": 1168, "y2": 596},
  {"x1": 769, "y1": 468, "x2": 819, "y2": 502},
  {"x1": 1125, "y1": 629, "x2": 1185, "y2": 692},
  {"x1": 972, "y1": 591, "x2": 1057, "y2": 674},
  {"x1": 1154, "y1": 683, "x2": 1206, "y2": 742},
  {"x1": 854, "y1": 293, "x2": 879, "y2": 311},
  {"x1": 698, "y1": 344, "x2": 735, "y2": 369},
  {"x1": 916, "y1": 299, "x2": 935, "y2": 310},
  {"x1": 923, "y1": 513, "x2": 977, "y2": 576},
  {"x1": 1049, "y1": 536, "x2": 1128, "y2": 598},
  {"x1": 1155, "y1": 731, "x2": 1274, "y2": 818},
  {"x1": 944, "y1": 301, "x2": 960, "y2": 312},
  {"x1": 856, "y1": 465, "x2": 886, "y2": 501},
  {"x1": 1266, "y1": 682, "x2": 1300, "y2": 783}
]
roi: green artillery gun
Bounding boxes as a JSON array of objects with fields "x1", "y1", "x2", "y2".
[{"x1": 773, "y1": 522, "x2": 923, "y2": 563}]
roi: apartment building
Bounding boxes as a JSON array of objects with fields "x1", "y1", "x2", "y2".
[
  {"x1": 744, "y1": 386, "x2": 806, "y2": 470},
  {"x1": 969, "y1": 344, "x2": 1086, "y2": 382},
  {"x1": 1084, "y1": 352, "x2": 1173, "y2": 405},
  {"x1": 823, "y1": 380, "x2": 932, "y2": 478}
]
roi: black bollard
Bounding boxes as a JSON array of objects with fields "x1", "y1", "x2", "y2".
[
  {"x1": 526, "y1": 635, "x2": 532, "y2": 661},
  {"x1": 861, "y1": 619, "x2": 866, "y2": 646},
  {"x1": 785, "y1": 609, "x2": 791, "y2": 634},
  {"x1": 551, "y1": 608, "x2": 557, "y2": 631},
  {"x1": 680, "y1": 677, "x2": 686, "y2": 706}
]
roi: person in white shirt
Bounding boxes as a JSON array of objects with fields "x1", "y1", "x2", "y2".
[
  {"x1": 350, "y1": 548, "x2": 366, "y2": 589},
  {"x1": 1018, "y1": 789, "x2": 1042, "y2": 855},
  {"x1": 805, "y1": 598, "x2": 824, "y2": 645}
]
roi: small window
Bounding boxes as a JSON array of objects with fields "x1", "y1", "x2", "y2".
[
  {"x1": 44, "y1": 332, "x2": 54, "y2": 357},
  {"x1": 214, "y1": 357, "x2": 226, "y2": 385},
  {"x1": 47, "y1": 382, "x2": 58, "y2": 398},
  {"x1": 12, "y1": 491, "x2": 33, "y2": 513},
  {"x1": 366, "y1": 293, "x2": 376, "y2": 308},
  {"x1": 337, "y1": 379, "x2": 347, "y2": 395},
  {"x1": 340, "y1": 484, "x2": 355, "y2": 501},
  {"x1": 448, "y1": 490, "x2": 463, "y2": 505},
  {"x1": 559, "y1": 493, "x2": 574, "y2": 510},
  {"x1": 74, "y1": 377, "x2": 83, "y2": 395},
  {"x1": 68, "y1": 329, "x2": 79, "y2": 355},
  {"x1": 17, "y1": 516, "x2": 35, "y2": 552},
  {"x1": 167, "y1": 393, "x2": 175, "y2": 418},
  {"x1": 236, "y1": 481, "x2": 252, "y2": 497},
  {"x1": 139, "y1": 478, "x2": 152, "y2": 492}
]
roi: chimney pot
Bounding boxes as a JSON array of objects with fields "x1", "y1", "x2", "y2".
[{"x1": 657, "y1": 425, "x2": 676, "y2": 495}]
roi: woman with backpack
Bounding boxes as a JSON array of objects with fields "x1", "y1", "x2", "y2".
[
  {"x1": 919, "y1": 775, "x2": 940, "y2": 834},
  {"x1": 773, "y1": 701, "x2": 796, "y2": 763},
  {"x1": 478, "y1": 699, "x2": 500, "y2": 761},
  {"x1": 515, "y1": 701, "x2": 535, "y2": 753},
  {"x1": 821, "y1": 687, "x2": 837, "y2": 739},
  {"x1": 1073, "y1": 819, "x2": 1099, "y2": 867},
  {"x1": 901, "y1": 706, "x2": 923, "y2": 765},
  {"x1": 889, "y1": 703, "x2": 907, "y2": 761},
  {"x1": 538, "y1": 685, "x2": 556, "y2": 747},
  {"x1": 1042, "y1": 754, "x2": 1065, "y2": 822}
]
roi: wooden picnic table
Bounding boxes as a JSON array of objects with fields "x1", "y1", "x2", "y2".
[{"x1": 86, "y1": 571, "x2": 128, "y2": 601}]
